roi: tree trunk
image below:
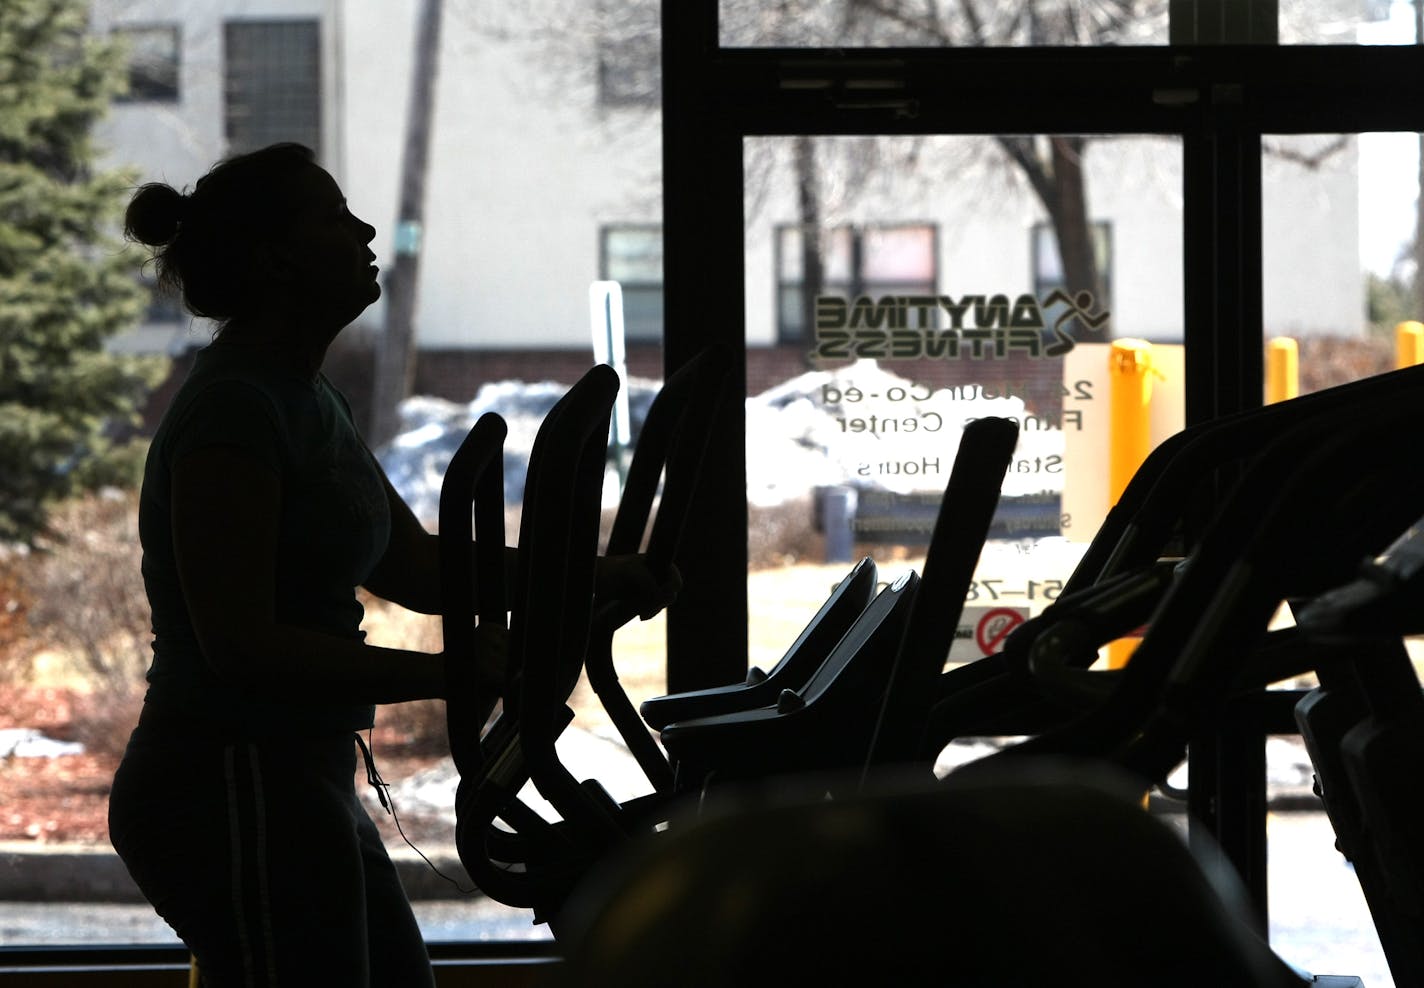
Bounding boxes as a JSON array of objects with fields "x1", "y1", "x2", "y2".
[
  {"x1": 1049, "y1": 135, "x2": 1109, "y2": 344},
  {"x1": 794, "y1": 135, "x2": 826, "y2": 354}
]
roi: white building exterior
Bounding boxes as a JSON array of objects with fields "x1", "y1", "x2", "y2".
[{"x1": 91, "y1": 0, "x2": 1366, "y2": 357}]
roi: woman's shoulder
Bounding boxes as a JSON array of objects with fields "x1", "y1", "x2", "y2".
[
  {"x1": 151, "y1": 348, "x2": 293, "y2": 465},
  {"x1": 164, "y1": 347, "x2": 277, "y2": 416}
]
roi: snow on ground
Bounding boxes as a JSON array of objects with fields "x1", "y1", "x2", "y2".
[
  {"x1": 376, "y1": 378, "x2": 658, "y2": 524},
  {"x1": 374, "y1": 358, "x2": 1064, "y2": 522},
  {"x1": 749, "y1": 359, "x2": 1062, "y2": 503},
  {"x1": 0, "y1": 728, "x2": 83, "y2": 759}
]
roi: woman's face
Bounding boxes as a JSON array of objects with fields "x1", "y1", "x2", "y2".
[{"x1": 274, "y1": 165, "x2": 381, "y2": 330}]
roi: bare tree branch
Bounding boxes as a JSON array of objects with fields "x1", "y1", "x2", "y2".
[{"x1": 1262, "y1": 135, "x2": 1352, "y2": 170}]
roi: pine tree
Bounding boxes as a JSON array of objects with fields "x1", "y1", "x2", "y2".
[{"x1": 0, "y1": 0, "x2": 163, "y2": 545}]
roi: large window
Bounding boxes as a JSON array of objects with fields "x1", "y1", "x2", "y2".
[
  {"x1": 7, "y1": 0, "x2": 670, "y2": 957},
  {"x1": 7, "y1": 0, "x2": 1423, "y2": 977},
  {"x1": 661, "y1": 6, "x2": 1422, "y2": 984}
]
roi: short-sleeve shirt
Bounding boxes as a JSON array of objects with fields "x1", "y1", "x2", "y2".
[{"x1": 138, "y1": 342, "x2": 391, "y2": 738}]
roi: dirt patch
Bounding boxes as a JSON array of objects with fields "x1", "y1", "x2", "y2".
[
  {"x1": 1, "y1": 686, "x2": 116, "y2": 844},
  {"x1": 0, "y1": 685, "x2": 451, "y2": 849},
  {"x1": 1, "y1": 749, "x2": 115, "y2": 844}
]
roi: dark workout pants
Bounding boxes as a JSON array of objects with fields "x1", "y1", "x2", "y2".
[{"x1": 108, "y1": 709, "x2": 435, "y2": 987}]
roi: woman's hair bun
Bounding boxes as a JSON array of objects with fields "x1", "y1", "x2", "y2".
[{"x1": 125, "y1": 182, "x2": 188, "y2": 247}]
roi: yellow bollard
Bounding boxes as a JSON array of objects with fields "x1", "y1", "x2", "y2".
[
  {"x1": 1266, "y1": 338, "x2": 1298, "y2": 404},
  {"x1": 1397, "y1": 321, "x2": 1424, "y2": 369},
  {"x1": 1108, "y1": 340, "x2": 1155, "y2": 506},
  {"x1": 1107, "y1": 340, "x2": 1155, "y2": 670}
]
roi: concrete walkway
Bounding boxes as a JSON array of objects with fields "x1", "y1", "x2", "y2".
[
  {"x1": 0, "y1": 814, "x2": 1393, "y2": 985},
  {"x1": 0, "y1": 724, "x2": 655, "y2": 905},
  {"x1": 0, "y1": 727, "x2": 1396, "y2": 984},
  {"x1": 1, "y1": 729, "x2": 1327, "y2": 904}
]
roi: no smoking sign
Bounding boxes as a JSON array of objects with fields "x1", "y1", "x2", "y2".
[{"x1": 950, "y1": 605, "x2": 1031, "y2": 662}]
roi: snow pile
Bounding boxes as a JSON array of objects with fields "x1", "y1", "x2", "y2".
[
  {"x1": 745, "y1": 359, "x2": 1062, "y2": 505},
  {"x1": 376, "y1": 378, "x2": 660, "y2": 524},
  {"x1": 0, "y1": 728, "x2": 84, "y2": 758},
  {"x1": 375, "y1": 359, "x2": 1064, "y2": 523}
]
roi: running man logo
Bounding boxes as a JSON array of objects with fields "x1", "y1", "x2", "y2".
[{"x1": 810, "y1": 290, "x2": 1110, "y2": 362}]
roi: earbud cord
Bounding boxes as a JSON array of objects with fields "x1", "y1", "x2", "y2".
[{"x1": 356, "y1": 730, "x2": 477, "y2": 895}]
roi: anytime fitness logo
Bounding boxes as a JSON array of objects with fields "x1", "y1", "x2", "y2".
[{"x1": 810, "y1": 289, "x2": 1110, "y2": 362}]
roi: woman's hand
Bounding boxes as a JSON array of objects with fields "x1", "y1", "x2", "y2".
[
  {"x1": 595, "y1": 554, "x2": 682, "y2": 620},
  {"x1": 443, "y1": 622, "x2": 509, "y2": 699},
  {"x1": 442, "y1": 622, "x2": 509, "y2": 764}
]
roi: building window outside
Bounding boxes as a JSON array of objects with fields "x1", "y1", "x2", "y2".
[
  {"x1": 113, "y1": 24, "x2": 180, "y2": 103},
  {"x1": 601, "y1": 225, "x2": 664, "y2": 342},
  {"x1": 775, "y1": 223, "x2": 938, "y2": 342},
  {"x1": 1031, "y1": 220, "x2": 1113, "y2": 307},
  {"x1": 223, "y1": 20, "x2": 321, "y2": 155}
]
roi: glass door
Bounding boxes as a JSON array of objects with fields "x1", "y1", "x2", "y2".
[{"x1": 741, "y1": 132, "x2": 1186, "y2": 676}]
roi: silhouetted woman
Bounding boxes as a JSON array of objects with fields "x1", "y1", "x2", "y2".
[{"x1": 108, "y1": 143, "x2": 671, "y2": 986}]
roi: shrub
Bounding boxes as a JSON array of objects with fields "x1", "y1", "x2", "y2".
[
  {"x1": 0, "y1": 553, "x2": 33, "y2": 676},
  {"x1": 19, "y1": 489, "x2": 149, "y2": 757},
  {"x1": 749, "y1": 494, "x2": 823, "y2": 569}
]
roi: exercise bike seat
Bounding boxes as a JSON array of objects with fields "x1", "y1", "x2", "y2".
[
  {"x1": 660, "y1": 570, "x2": 919, "y2": 787},
  {"x1": 639, "y1": 556, "x2": 879, "y2": 731}
]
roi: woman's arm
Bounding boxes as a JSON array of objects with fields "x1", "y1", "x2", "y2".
[
  {"x1": 360, "y1": 465, "x2": 442, "y2": 614},
  {"x1": 171, "y1": 444, "x2": 449, "y2": 705},
  {"x1": 360, "y1": 457, "x2": 519, "y2": 616},
  {"x1": 361, "y1": 453, "x2": 679, "y2": 622}
]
